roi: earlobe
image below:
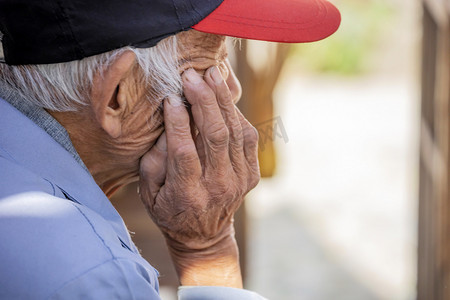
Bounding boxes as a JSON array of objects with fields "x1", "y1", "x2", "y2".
[{"x1": 90, "y1": 51, "x2": 136, "y2": 139}]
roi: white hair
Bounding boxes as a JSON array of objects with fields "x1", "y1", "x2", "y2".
[{"x1": 0, "y1": 36, "x2": 182, "y2": 112}]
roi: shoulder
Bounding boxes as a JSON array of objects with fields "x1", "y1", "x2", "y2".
[
  {"x1": 48, "y1": 258, "x2": 161, "y2": 300},
  {"x1": 0, "y1": 191, "x2": 159, "y2": 299},
  {"x1": 0, "y1": 191, "x2": 109, "y2": 297},
  {"x1": 0, "y1": 153, "x2": 57, "y2": 199}
]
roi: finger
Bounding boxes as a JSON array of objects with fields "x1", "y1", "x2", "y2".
[
  {"x1": 195, "y1": 132, "x2": 206, "y2": 170},
  {"x1": 187, "y1": 106, "x2": 205, "y2": 162},
  {"x1": 224, "y1": 59, "x2": 242, "y2": 104},
  {"x1": 204, "y1": 65, "x2": 245, "y2": 172},
  {"x1": 235, "y1": 110, "x2": 258, "y2": 162},
  {"x1": 182, "y1": 69, "x2": 230, "y2": 169},
  {"x1": 164, "y1": 95, "x2": 201, "y2": 179},
  {"x1": 140, "y1": 131, "x2": 167, "y2": 200},
  {"x1": 236, "y1": 109, "x2": 260, "y2": 189}
]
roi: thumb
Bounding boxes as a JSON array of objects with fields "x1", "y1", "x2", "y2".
[{"x1": 139, "y1": 131, "x2": 167, "y2": 200}]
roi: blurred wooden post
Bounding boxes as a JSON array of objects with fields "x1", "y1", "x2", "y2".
[
  {"x1": 232, "y1": 41, "x2": 290, "y2": 284},
  {"x1": 235, "y1": 40, "x2": 291, "y2": 177},
  {"x1": 417, "y1": 0, "x2": 450, "y2": 299}
]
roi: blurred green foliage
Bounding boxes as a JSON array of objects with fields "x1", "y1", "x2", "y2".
[{"x1": 288, "y1": 0, "x2": 396, "y2": 76}]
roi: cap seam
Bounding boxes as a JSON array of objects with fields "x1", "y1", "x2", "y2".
[
  {"x1": 55, "y1": 0, "x2": 85, "y2": 58},
  {"x1": 213, "y1": 0, "x2": 325, "y2": 27},
  {"x1": 214, "y1": 11, "x2": 322, "y2": 26},
  {"x1": 209, "y1": 0, "x2": 330, "y2": 30},
  {"x1": 171, "y1": 0, "x2": 184, "y2": 30},
  {"x1": 131, "y1": 31, "x2": 178, "y2": 49},
  {"x1": 188, "y1": 1, "x2": 205, "y2": 22},
  {"x1": 202, "y1": 15, "x2": 330, "y2": 31}
]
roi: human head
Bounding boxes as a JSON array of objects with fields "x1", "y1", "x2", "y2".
[
  {"x1": 0, "y1": 0, "x2": 341, "y2": 65},
  {"x1": 0, "y1": 0, "x2": 341, "y2": 194},
  {"x1": 0, "y1": 0, "x2": 341, "y2": 111}
]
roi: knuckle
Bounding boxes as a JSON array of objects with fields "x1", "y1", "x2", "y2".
[
  {"x1": 208, "y1": 177, "x2": 236, "y2": 199},
  {"x1": 197, "y1": 87, "x2": 215, "y2": 104},
  {"x1": 207, "y1": 124, "x2": 229, "y2": 147},
  {"x1": 173, "y1": 162, "x2": 199, "y2": 179},
  {"x1": 168, "y1": 119, "x2": 191, "y2": 137},
  {"x1": 184, "y1": 82, "x2": 214, "y2": 105},
  {"x1": 215, "y1": 182, "x2": 230, "y2": 198},
  {"x1": 219, "y1": 88, "x2": 233, "y2": 104},
  {"x1": 248, "y1": 172, "x2": 261, "y2": 190},
  {"x1": 172, "y1": 145, "x2": 200, "y2": 178},
  {"x1": 173, "y1": 145, "x2": 197, "y2": 162},
  {"x1": 231, "y1": 123, "x2": 244, "y2": 141},
  {"x1": 244, "y1": 125, "x2": 259, "y2": 145}
]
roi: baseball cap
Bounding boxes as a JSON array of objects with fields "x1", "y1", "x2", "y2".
[{"x1": 0, "y1": 0, "x2": 341, "y2": 65}]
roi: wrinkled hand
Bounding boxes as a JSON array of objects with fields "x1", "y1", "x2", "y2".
[{"x1": 139, "y1": 63, "x2": 260, "y2": 286}]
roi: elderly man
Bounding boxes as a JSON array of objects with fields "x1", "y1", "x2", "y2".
[{"x1": 0, "y1": 0, "x2": 340, "y2": 299}]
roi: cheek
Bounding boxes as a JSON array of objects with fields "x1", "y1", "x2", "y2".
[{"x1": 123, "y1": 101, "x2": 164, "y2": 146}]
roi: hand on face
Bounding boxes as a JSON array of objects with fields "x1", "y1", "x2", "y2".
[{"x1": 138, "y1": 62, "x2": 260, "y2": 286}]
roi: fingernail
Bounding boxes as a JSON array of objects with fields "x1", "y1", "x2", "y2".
[
  {"x1": 219, "y1": 62, "x2": 229, "y2": 80},
  {"x1": 211, "y1": 66, "x2": 223, "y2": 84},
  {"x1": 167, "y1": 95, "x2": 182, "y2": 107},
  {"x1": 184, "y1": 68, "x2": 202, "y2": 84},
  {"x1": 156, "y1": 132, "x2": 167, "y2": 151}
]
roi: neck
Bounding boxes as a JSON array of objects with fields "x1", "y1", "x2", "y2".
[
  {"x1": 49, "y1": 109, "x2": 142, "y2": 198},
  {"x1": 84, "y1": 155, "x2": 140, "y2": 197}
]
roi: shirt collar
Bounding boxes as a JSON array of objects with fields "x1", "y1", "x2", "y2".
[{"x1": 0, "y1": 82, "x2": 88, "y2": 172}]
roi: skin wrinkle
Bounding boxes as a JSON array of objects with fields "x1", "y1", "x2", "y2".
[
  {"x1": 49, "y1": 30, "x2": 238, "y2": 197},
  {"x1": 149, "y1": 31, "x2": 230, "y2": 128},
  {"x1": 147, "y1": 31, "x2": 232, "y2": 144},
  {"x1": 136, "y1": 34, "x2": 258, "y2": 288},
  {"x1": 177, "y1": 31, "x2": 228, "y2": 76},
  {"x1": 0, "y1": 28, "x2": 258, "y2": 290}
]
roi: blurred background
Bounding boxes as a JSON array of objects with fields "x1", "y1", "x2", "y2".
[
  {"x1": 241, "y1": 0, "x2": 419, "y2": 298},
  {"x1": 112, "y1": 0, "x2": 450, "y2": 299},
  {"x1": 238, "y1": 0, "x2": 419, "y2": 299}
]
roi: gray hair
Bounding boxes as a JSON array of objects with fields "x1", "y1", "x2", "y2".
[{"x1": 0, "y1": 36, "x2": 182, "y2": 112}]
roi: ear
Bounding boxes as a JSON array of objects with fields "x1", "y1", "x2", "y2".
[{"x1": 91, "y1": 51, "x2": 136, "y2": 139}]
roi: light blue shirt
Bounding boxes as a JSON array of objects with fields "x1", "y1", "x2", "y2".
[{"x1": 0, "y1": 94, "x2": 266, "y2": 299}]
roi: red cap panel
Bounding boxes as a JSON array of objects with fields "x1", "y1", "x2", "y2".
[{"x1": 193, "y1": 0, "x2": 341, "y2": 43}]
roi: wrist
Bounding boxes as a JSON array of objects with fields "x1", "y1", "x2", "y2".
[{"x1": 167, "y1": 232, "x2": 243, "y2": 288}]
